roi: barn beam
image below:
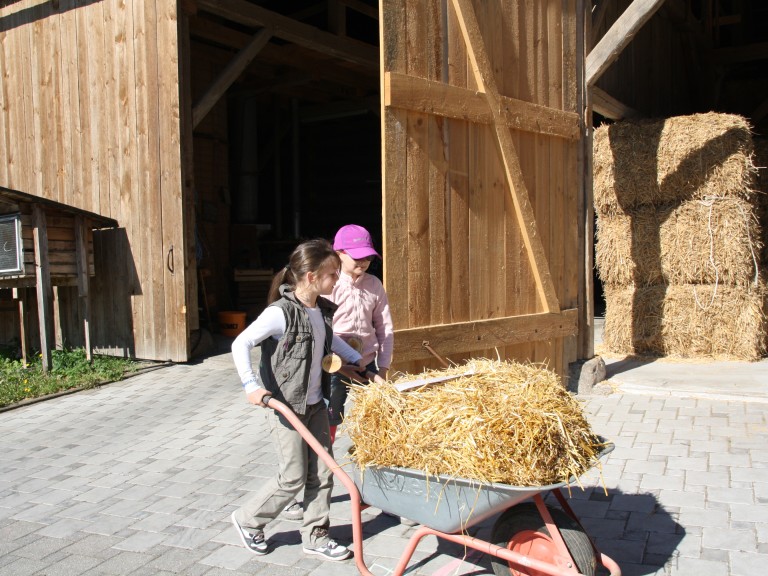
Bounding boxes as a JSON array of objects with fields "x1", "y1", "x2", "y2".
[
  {"x1": 192, "y1": 27, "x2": 273, "y2": 129},
  {"x1": 196, "y1": 0, "x2": 378, "y2": 69},
  {"x1": 189, "y1": 17, "x2": 378, "y2": 90},
  {"x1": 587, "y1": 0, "x2": 666, "y2": 86},
  {"x1": 393, "y1": 309, "x2": 579, "y2": 363},
  {"x1": 384, "y1": 72, "x2": 581, "y2": 140},
  {"x1": 590, "y1": 85, "x2": 641, "y2": 120}
]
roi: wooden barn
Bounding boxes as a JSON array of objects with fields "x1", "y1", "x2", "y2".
[{"x1": 1, "y1": 1, "x2": 766, "y2": 375}]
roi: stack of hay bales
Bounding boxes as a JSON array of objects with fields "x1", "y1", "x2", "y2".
[
  {"x1": 594, "y1": 113, "x2": 766, "y2": 360},
  {"x1": 345, "y1": 359, "x2": 604, "y2": 487}
]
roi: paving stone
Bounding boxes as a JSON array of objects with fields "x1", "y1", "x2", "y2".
[
  {"x1": 0, "y1": 556, "x2": 55, "y2": 576},
  {"x1": 729, "y1": 502, "x2": 768, "y2": 523},
  {"x1": 84, "y1": 550, "x2": 154, "y2": 574},
  {"x1": 112, "y1": 529, "x2": 169, "y2": 552},
  {"x1": 674, "y1": 556, "x2": 729, "y2": 575},
  {"x1": 36, "y1": 553, "x2": 102, "y2": 575}
]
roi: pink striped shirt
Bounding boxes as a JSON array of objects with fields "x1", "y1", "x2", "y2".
[{"x1": 329, "y1": 271, "x2": 394, "y2": 369}]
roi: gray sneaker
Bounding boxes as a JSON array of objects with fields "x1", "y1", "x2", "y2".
[
  {"x1": 231, "y1": 511, "x2": 268, "y2": 555},
  {"x1": 281, "y1": 500, "x2": 303, "y2": 522},
  {"x1": 302, "y1": 527, "x2": 351, "y2": 561}
]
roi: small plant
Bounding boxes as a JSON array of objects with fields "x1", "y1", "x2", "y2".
[{"x1": 0, "y1": 348, "x2": 138, "y2": 408}]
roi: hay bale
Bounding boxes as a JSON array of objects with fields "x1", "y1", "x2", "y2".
[
  {"x1": 603, "y1": 283, "x2": 767, "y2": 360},
  {"x1": 594, "y1": 113, "x2": 756, "y2": 215},
  {"x1": 345, "y1": 359, "x2": 604, "y2": 487},
  {"x1": 595, "y1": 198, "x2": 762, "y2": 287}
]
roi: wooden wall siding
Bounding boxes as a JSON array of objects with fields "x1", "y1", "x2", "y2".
[
  {"x1": 591, "y1": 0, "x2": 691, "y2": 117},
  {"x1": 382, "y1": 0, "x2": 582, "y2": 378},
  {"x1": 0, "y1": 0, "x2": 190, "y2": 361},
  {"x1": 18, "y1": 213, "x2": 96, "y2": 280}
]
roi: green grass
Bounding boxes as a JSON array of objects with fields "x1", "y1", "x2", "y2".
[{"x1": 0, "y1": 347, "x2": 139, "y2": 408}]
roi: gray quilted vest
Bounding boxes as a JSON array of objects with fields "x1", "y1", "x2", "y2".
[{"x1": 258, "y1": 285, "x2": 336, "y2": 415}]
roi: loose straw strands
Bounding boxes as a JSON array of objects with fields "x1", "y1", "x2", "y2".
[{"x1": 345, "y1": 359, "x2": 604, "y2": 487}]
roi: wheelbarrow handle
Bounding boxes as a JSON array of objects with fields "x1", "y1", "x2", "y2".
[{"x1": 258, "y1": 395, "x2": 374, "y2": 576}]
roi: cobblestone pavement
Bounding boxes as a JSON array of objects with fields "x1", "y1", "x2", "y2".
[{"x1": 0, "y1": 349, "x2": 766, "y2": 575}]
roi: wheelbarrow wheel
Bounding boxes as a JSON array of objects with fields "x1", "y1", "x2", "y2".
[{"x1": 490, "y1": 502, "x2": 596, "y2": 576}]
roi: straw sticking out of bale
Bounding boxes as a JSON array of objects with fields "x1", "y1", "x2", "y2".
[
  {"x1": 594, "y1": 113, "x2": 756, "y2": 215},
  {"x1": 345, "y1": 359, "x2": 604, "y2": 487},
  {"x1": 603, "y1": 283, "x2": 767, "y2": 360},
  {"x1": 596, "y1": 197, "x2": 763, "y2": 287}
]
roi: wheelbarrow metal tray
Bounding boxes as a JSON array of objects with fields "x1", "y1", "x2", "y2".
[{"x1": 349, "y1": 443, "x2": 613, "y2": 534}]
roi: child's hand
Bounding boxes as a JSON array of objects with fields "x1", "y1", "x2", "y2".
[
  {"x1": 246, "y1": 388, "x2": 271, "y2": 407},
  {"x1": 378, "y1": 368, "x2": 389, "y2": 381},
  {"x1": 371, "y1": 373, "x2": 386, "y2": 384}
]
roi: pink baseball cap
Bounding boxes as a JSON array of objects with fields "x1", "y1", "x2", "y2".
[{"x1": 333, "y1": 224, "x2": 381, "y2": 259}]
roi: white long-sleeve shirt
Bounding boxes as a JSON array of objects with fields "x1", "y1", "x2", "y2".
[{"x1": 232, "y1": 305, "x2": 362, "y2": 402}]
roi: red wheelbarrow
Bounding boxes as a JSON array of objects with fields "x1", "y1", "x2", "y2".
[{"x1": 263, "y1": 395, "x2": 621, "y2": 576}]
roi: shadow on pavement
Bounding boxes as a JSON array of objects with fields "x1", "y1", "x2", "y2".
[
  {"x1": 604, "y1": 355, "x2": 661, "y2": 378},
  {"x1": 326, "y1": 488, "x2": 684, "y2": 576}
]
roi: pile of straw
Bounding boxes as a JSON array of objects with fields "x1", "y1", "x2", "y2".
[
  {"x1": 345, "y1": 359, "x2": 604, "y2": 487},
  {"x1": 594, "y1": 113, "x2": 766, "y2": 360}
]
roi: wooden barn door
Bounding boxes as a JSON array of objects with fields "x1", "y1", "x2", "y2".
[{"x1": 381, "y1": 0, "x2": 585, "y2": 378}]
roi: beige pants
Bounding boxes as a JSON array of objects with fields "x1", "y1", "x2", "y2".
[{"x1": 233, "y1": 401, "x2": 334, "y2": 546}]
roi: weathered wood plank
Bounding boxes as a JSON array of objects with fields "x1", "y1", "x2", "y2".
[
  {"x1": 59, "y1": 2, "x2": 79, "y2": 207},
  {"x1": 89, "y1": 0, "x2": 109, "y2": 214},
  {"x1": 74, "y1": 0, "x2": 94, "y2": 212},
  {"x1": 158, "y1": 0, "x2": 188, "y2": 361},
  {"x1": 586, "y1": 0, "x2": 665, "y2": 85},
  {"x1": 33, "y1": 205, "x2": 53, "y2": 371},
  {"x1": 196, "y1": 0, "x2": 378, "y2": 68},
  {"x1": 394, "y1": 308, "x2": 578, "y2": 363},
  {"x1": 405, "y1": 0, "x2": 431, "y2": 329},
  {"x1": 0, "y1": 23, "x2": 9, "y2": 186},
  {"x1": 451, "y1": 0, "x2": 560, "y2": 314},
  {"x1": 385, "y1": 72, "x2": 581, "y2": 140},
  {"x1": 427, "y1": 113, "x2": 449, "y2": 324},
  {"x1": 192, "y1": 27, "x2": 273, "y2": 129},
  {"x1": 382, "y1": 0, "x2": 409, "y2": 334}
]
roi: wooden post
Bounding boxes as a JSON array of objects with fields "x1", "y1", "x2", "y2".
[
  {"x1": 53, "y1": 286, "x2": 64, "y2": 349},
  {"x1": 578, "y1": 0, "x2": 595, "y2": 360},
  {"x1": 12, "y1": 287, "x2": 29, "y2": 365},
  {"x1": 75, "y1": 215, "x2": 92, "y2": 361},
  {"x1": 32, "y1": 204, "x2": 53, "y2": 372}
]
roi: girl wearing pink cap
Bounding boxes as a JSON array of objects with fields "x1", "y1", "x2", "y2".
[{"x1": 327, "y1": 224, "x2": 394, "y2": 442}]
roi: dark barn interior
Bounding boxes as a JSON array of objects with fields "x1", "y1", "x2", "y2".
[
  {"x1": 185, "y1": 0, "x2": 768, "y2": 330},
  {"x1": 188, "y1": 0, "x2": 383, "y2": 328}
]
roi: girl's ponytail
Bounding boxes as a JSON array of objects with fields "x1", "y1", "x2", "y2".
[{"x1": 267, "y1": 266, "x2": 293, "y2": 304}]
